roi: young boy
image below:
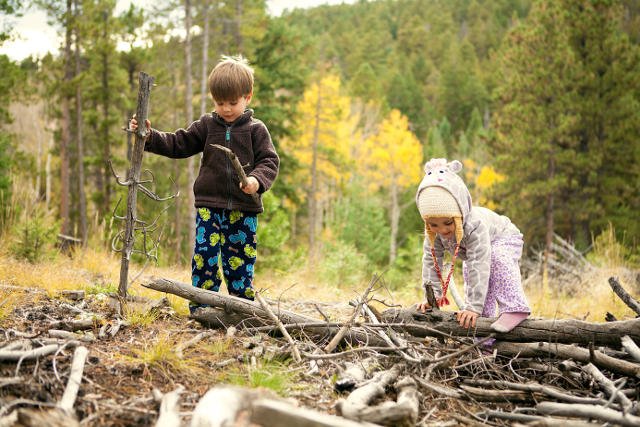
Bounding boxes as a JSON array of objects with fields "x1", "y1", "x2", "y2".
[
  {"x1": 131, "y1": 55, "x2": 279, "y2": 312},
  {"x1": 415, "y1": 158, "x2": 530, "y2": 333}
]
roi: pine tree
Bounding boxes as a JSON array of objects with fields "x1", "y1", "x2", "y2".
[{"x1": 491, "y1": 0, "x2": 576, "y2": 256}]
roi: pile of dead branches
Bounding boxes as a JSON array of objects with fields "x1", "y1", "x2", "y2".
[
  {"x1": 1, "y1": 276, "x2": 639, "y2": 426},
  {"x1": 142, "y1": 275, "x2": 640, "y2": 426}
]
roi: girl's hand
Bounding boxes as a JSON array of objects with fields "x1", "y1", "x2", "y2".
[
  {"x1": 456, "y1": 310, "x2": 479, "y2": 328},
  {"x1": 240, "y1": 176, "x2": 259, "y2": 194},
  {"x1": 416, "y1": 300, "x2": 432, "y2": 313}
]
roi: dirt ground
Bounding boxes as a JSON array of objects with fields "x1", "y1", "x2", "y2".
[{"x1": 2, "y1": 284, "x2": 639, "y2": 427}]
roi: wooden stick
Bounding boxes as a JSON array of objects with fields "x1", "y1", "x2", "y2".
[
  {"x1": 143, "y1": 277, "x2": 388, "y2": 347},
  {"x1": 118, "y1": 71, "x2": 155, "y2": 300},
  {"x1": 621, "y1": 335, "x2": 640, "y2": 362},
  {"x1": 57, "y1": 346, "x2": 89, "y2": 415},
  {"x1": 211, "y1": 144, "x2": 260, "y2": 203},
  {"x1": 582, "y1": 363, "x2": 633, "y2": 413},
  {"x1": 175, "y1": 331, "x2": 213, "y2": 359},
  {"x1": 256, "y1": 292, "x2": 302, "y2": 363},
  {"x1": 608, "y1": 277, "x2": 640, "y2": 316},
  {"x1": 154, "y1": 385, "x2": 184, "y2": 427},
  {"x1": 494, "y1": 341, "x2": 640, "y2": 378},
  {"x1": 0, "y1": 344, "x2": 61, "y2": 362},
  {"x1": 325, "y1": 275, "x2": 379, "y2": 353},
  {"x1": 536, "y1": 402, "x2": 640, "y2": 427}
]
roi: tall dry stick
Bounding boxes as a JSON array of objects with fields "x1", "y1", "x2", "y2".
[{"x1": 118, "y1": 72, "x2": 154, "y2": 299}]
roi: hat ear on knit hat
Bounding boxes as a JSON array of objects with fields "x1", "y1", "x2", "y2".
[{"x1": 423, "y1": 158, "x2": 463, "y2": 175}]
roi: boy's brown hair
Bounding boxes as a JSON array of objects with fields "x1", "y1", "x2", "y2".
[{"x1": 208, "y1": 55, "x2": 254, "y2": 102}]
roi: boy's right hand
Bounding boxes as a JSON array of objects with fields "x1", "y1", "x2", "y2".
[
  {"x1": 129, "y1": 116, "x2": 151, "y2": 139},
  {"x1": 416, "y1": 300, "x2": 432, "y2": 313}
]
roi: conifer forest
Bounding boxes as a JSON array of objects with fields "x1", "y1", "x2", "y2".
[{"x1": 0, "y1": 1, "x2": 639, "y2": 426}]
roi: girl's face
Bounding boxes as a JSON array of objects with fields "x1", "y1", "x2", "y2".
[
  {"x1": 214, "y1": 93, "x2": 252, "y2": 123},
  {"x1": 426, "y1": 217, "x2": 456, "y2": 241}
]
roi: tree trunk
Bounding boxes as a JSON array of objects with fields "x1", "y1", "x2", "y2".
[
  {"x1": 234, "y1": 0, "x2": 243, "y2": 52},
  {"x1": 74, "y1": 0, "x2": 87, "y2": 244},
  {"x1": 381, "y1": 307, "x2": 640, "y2": 347},
  {"x1": 59, "y1": 0, "x2": 73, "y2": 236},
  {"x1": 118, "y1": 72, "x2": 154, "y2": 299},
  {"x1": 170, "y1": 62, "x2": 183, "y2": 261},
  {"x1": 101, "y1": 9, "x2": 111, "y2": 215},
  {"x1": 309, "y1": 80, "x2": 322, "y2": 261},
  {"x1": 389, "y1": 179, "x2": 399, "y2": 264},
  {"x1": 184, "y1": 0, "x2": 196, "y2": 257},
  {"x1": 200, "y1": 2, "x2": 210, "y2": 117},
  {"x1": 542, "y1": 151, "x2": 555, "y2": 279}
]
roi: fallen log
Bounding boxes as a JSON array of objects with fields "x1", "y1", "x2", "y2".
[
  {"x1": 143, "y1": 277, "x2": 388, "y2": 347},
  {"x1": 608, "y1": 277, "x2": 640, "y2": 316},
  {"x1": 536, "y1": 401, "x2": 640, "y2": 427},
  {"x1": 380, "y1": 307, "x2": 640, "y2": 347},
  {"x1": 494, "y1": 341, "x2": 640, "y2": 378}
]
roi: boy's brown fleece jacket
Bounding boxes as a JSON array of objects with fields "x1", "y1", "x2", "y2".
[{"x1": 145, "y1": 109, "x2": 279, "y2": 213}]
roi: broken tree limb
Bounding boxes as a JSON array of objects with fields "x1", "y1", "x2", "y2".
[
  {"x1": 494, "y1": 341, "x2": 640, "y2": 378},
  {"x1": 381, "y1": 307, "x2": 640, "y2": 347},
  {"x1": 143, "y1": 277, "x2": 388, "y2": 347},
  {"x1": 57, "y1": 346, "x2": 89, "y2": 415},
  {"x1": 0, "y1": 344, "x2": 61, "y2": 362},
  {"x1": 608, "y1": 277, "x2": 640, "y2": 316},
  {"x1": 256, "y1": 292, "x2": 301, "y2": 363},
  {"x1": 621, "y1": 335, "x2": 640, "y2": 362},
  {"x1": 581, "y1": 363, "x2": 634, "y2": 413},
  {"x1": 117, "y1": 71, "x2": 155, "y2": 300},
  {"x1": 337, "y1": 364, "x2": 404, "y2": 423},
  {"x1": 250, "y1": 399, "x2": 380, "y2": 427},
  {"x1": 154, "y1": 385, "x2": 183, "y2": 427},
  {"x1": 211, "y1": 144, "x2": 260, "y2": 204},
  {"x1": 536, "y1": 401, "x2": 640, "y2": 427},
  {"x1": 325, "y1": 275, "x2": 379, "y2": 353}
]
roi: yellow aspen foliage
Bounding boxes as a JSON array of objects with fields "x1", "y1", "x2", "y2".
[
  {"x1": 362, "y1": 109, "x2": 422, "y2": 192},
  {"x1": 279, "y1": 73, "x2": 359, "y2": 209},
  {"x1": 474, "y1": 165, "x2": 505, "y2": 210}
]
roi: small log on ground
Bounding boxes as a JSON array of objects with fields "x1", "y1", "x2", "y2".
[
  {"x1": 608, "y1": 277, "x2": 640, "y2": 316},
  {"x1": 494, "y1": 341, "x2": 640, "y2": 378},
  {"x1": 337, "y1": 364, "x2": 404, "y2": 423},
  {"x1": 536, "y1": 401, "x2": 640, "y2": 427},
  {"x1": 251, "y1": 399, "x2": 381, "y2": 427},
  {"x1": 144, "y1": 277, "x2": 388, "y2": 347},
  {"x1": 381, "y1": 307, "x2": 640, "y2": 346},
  {"x1": 57, "y1": 346, "x2": 89, "y2": 416},
  {"x1": 190, "y1": 385, "x2": 271, "y2": 427},
  {"x1": 154, "y1": 385, "x2": 184, "y2": 427}
]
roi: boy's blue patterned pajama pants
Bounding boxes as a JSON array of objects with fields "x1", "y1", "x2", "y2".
[{"x1": 190, "y1": 207, "x2": 257, "y2": 313}]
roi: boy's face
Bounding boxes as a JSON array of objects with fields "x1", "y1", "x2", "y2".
[
  {"x1": 214, "y1": 93, "x2": 252, "y2": 123},
  {"x1": 426, "y1": 217, "x2": 456, "y2": 241}
]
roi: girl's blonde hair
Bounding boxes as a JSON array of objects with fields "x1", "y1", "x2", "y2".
[{"x1": 425, "y1": 217, "x2": 463, "y2": 246}]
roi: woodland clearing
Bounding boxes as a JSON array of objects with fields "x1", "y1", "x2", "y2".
[{"x1": 0, "y1": 242, "x2": 638, "y2": 426}]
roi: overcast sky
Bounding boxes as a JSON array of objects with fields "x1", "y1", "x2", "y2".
[{"x1": 0, "y1": 0, "x2": 355, "y2": 61}]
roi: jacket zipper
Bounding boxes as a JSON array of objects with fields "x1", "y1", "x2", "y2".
[{"x1": 225, "y1": 126, "x2": 233, "y2": 210}]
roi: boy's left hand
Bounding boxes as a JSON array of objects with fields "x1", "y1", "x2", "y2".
[
  {"x1": 456, "y1": 310, "x2": 479, "y2": 328},
  {"x1": 240, "y1": 176, "x2": 259, "y2": 194}
]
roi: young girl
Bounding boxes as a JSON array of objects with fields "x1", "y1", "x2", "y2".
[{"x1": 415, "y1": 158, "x2": 530, "y2": 332}]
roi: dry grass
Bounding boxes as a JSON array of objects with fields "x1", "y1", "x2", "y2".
[{"x1": 0, "y1": 236, "x2": 636, "y2": 322}]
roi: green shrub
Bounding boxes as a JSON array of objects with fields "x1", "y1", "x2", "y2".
[
  {"x1": 319, "y1": 239, "x2": 370, "y2": 287},
  {"x1": 10, "y1": 206, "x2": 58, "y2": 263}
]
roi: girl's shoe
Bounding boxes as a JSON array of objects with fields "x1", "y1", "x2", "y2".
[{"x1": 490, "y1": 312, "x2": 528, "y2": 333}]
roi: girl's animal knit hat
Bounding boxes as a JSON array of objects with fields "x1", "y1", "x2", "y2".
[{"x1": 415, "y1": 158, "x2": 472, "y2": 245}]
